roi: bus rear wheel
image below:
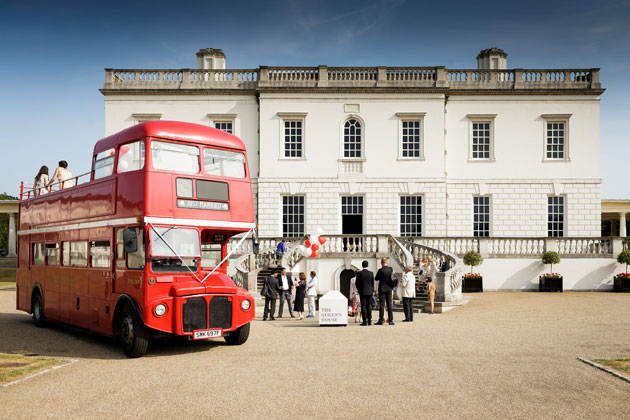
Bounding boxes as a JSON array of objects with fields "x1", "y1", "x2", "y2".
[
  {"x1": 118, "y1": 304, "x2": 149, "y2": 358},
  {"x1": 32, "y1": 291, "x2": 46, "y2": 328},
  {"x1": 224, "y1": 322, "x2": 250, "y2": 345}
]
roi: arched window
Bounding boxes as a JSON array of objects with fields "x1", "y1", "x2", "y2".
[{"x1": 343, "y1": 119, "x2": 362, "y2": 158}]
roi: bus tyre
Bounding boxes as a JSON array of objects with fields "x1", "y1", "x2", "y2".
[
  {"x1": 118, "y1": 304, "x2": 149, "y2": 358},
  {"x1": 32, "y1": 291, "x2": 46, "y2": 328},
  {"x1": 224, "y1": 322, "x2": 250, "y2": 345}
]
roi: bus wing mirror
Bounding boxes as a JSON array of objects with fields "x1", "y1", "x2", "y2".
[{"x1": 123, "y1": 228, "x2": 138, "y2": 253}]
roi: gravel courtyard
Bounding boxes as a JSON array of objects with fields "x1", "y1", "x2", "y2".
[{"x1": 0, "y1": 289, "x2": 628, "y2": 420}]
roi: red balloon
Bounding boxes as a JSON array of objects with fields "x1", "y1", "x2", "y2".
[
  {"x1": 310, "y1": 243, "x2": 319, "y2": 251},
  {"x1": 304, "y1": 239, "x2": 311, "y2": 248},
  {"x1": 310, "y1": 251, "x2": 319, "y2": 258},
  {"x1": 318, "y1": 237, "x2": 327, "y2": 245}
]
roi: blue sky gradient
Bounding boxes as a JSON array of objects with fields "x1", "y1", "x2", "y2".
[{"x1": 1, "y1": 0, "x2": 628, "y2": 198}]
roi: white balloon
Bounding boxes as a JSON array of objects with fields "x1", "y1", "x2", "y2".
[
  {"x1": 297, "y1": 245, "x2": 306, "y2": 254},
  {"x1": 310, "y1": 234, "x2": 318, "y2": 245},
  {"x1": 316, "y1": 227, "x2": 323, "y2": 235},
  {"x1": 301, "y1": 248, "x2": 312, "y2": 257}
]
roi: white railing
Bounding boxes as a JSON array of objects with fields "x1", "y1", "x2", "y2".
[
  {"x1": 339, "y1": 160, "x2": 363, "y2": 175},
  {"x1": 488, "y1": 238, "x2": 545, "y2": 256},
  {"x1": 104, "y1": 67, "x2": 601, "y2": 91},
  {"x1": 555, "y1": 238, "x2": 612, "y2": 256},
  {"x1": 320, "y1": 235, "x2": 379, "y2": 254},
  {"x1": 408, "y1": 237, "x2": 479, "y2": 255}
]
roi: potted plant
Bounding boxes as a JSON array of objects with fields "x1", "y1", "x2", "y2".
[
  {"x1": 462, "y1": 250, "x2": 483, "y2": 292},
  {"x1": 614, "y1": 250, "x2": 630, "y2": 292},
  {"x1": 540, "y1": 251, "x2": 562, "y2": 292}
]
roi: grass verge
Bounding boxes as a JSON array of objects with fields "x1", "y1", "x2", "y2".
[
  {"x1": 0, "y1": 353, "x2": 67, "y2": 385},
  {"x1": 0, "y1": 268, "x2": 16, "y2": 283},
  {"x1": 592, "y1": 358, "x2": 630, "y2": 377}
]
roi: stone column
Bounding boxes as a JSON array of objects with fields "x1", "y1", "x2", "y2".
[
  {"x1": 620, "y1": 213, "x2": 627, "y2": 237},
  {"x1": 8, "y1": 213, "x2": 17, "y2": 257}
]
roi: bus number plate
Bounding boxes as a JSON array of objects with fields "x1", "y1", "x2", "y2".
[{"x1": 193, "y1": 329, "x2": 222, "y2": 340}]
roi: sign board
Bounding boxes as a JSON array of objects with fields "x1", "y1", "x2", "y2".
[{"x1": 318, "y1": 290, "x2": 348, "y2": 326}]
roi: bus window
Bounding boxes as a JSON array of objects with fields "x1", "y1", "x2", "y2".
[
  {"x1": 150, "y1": 227, "x2": 199, "y2": 273},
  {"x1": 62, "y1": 241, "x2": 70, "y2": 266},
  {"x1": 33, "y1": 243, "x2": 45, "y2": 266},
  {"x1": 46, "y1": 243, "x2": 60, "y2": 266},
  {"x1": 70, "y1": 242, "x2": 88, "y2": 267},
  {"x1": 117, "y1": 140, "x2": 145, "y2": 173},
  {"x1": 201, "y1": 243, "x2": 222, "y2": 269},
  {"x1": 94, "y1": 148, "x2": 115, "y2": 179},
  {"x1": 90, "y1": 241, "x2": 110, "y2": 268},
  {"x1": 203, "y1": 148, "x2": 245, "y2": 178},
  {"x1": 127, "y1": 227, "x2": 145, "y2": 270},
  {"x1": 151, "y1": 141, "x2": 199, "y2": 174}
]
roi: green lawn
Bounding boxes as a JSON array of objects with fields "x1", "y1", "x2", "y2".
[
  {"x1": 0, "y1": 353, "x2": 66, "y2": 385},
  {"x1": 593, "y1": 358, "x2": 630, "y2": 377},
  {"x1": 0, "y1": 268, "x2": 16, "y2": 284},
  {"x1": 0, "y1": 257, "x2": 16, "y2": 268}
]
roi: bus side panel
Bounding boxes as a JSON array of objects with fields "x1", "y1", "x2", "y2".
[
  {"x1": 16, "y1": 236, "x2": 30, "y2": 312},
  {"x1": 44, "y1": 266, "x2": 60, "y2": 321},
  {"x1": 46, "y1": 193, "x2": 63, "y2": 224},
  {"x1": 70, "y1": 186, "x2": 90, "y2": 221},
  {"x1": 89, "y1": 180, "x2": 116, "y2": 217},
  {"x1": 68, "y1": 267, "x2": 89, "y2": 329},
  {"x1": 88, "y1": 268, "x2": 113, "y2": 335},
  {"x1": 116, "y1": 173, "x2": 145, "y2": 217},
  {"x1": 58, "y1": 266, "x2": 69, "y2": 322}
]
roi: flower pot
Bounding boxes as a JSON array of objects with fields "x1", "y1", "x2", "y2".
[
  {"x1": 462, "y1": 276, "x2": 483, "y2": 293},
  {"x1": 539, "y1": 276, "x2": 563, "y2": 292},
  {"x1": 613, "y1": 276, "x2": 630, "y2": 292}
]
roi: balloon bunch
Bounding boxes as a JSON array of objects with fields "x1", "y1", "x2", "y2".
[{"x1": 297, "y1": 227, "x2": 327, "y2": 258}]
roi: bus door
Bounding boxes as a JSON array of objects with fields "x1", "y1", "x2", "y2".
[
  {"x1": 114, "y1": 227, "x2": 145, "y2": 296},
  {"x1": 87, "y1": 239, "x2": 112, "y2": 333}
]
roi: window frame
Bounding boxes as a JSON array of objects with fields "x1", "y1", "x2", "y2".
[
  {"x1": 542, "y1": 114, "x2": 571, "y2": 162},
  {"x1": 207, "y1": 114, "x2": 237, "y2": 136},
  {"x1": 341, "y1": 117, "x2": 365, "y2": 160},
  {"x1": 132, "y1": 113, "x2": 162, "y2": 124},
  {"x1": 467, "y1": 114, "x2": 496, "y2": 162},
  {"x1": 89, "y1": 240, "x2": 111, "y2": 269},
  {"x1": 277, "y1": 113, "x2": 307, "y2": 160},
  {"x1": 117, "y1": 140, "x2": 146, "y2": 174},
  {"x1": 547, "y1": 196, "x2": 565, "y2": 237},
  {"x1": 473, "y1": 196, "x2": 491, "y2": 237},
  {"x1": 396, "y1": 113, "x2": 426, "y2": 160},
  {"x1": 399, "y1": 195, "x2": 423, "y2": 237},
  {"x1": 281, "y1": 195, "x2": 305, "y2": 239}
]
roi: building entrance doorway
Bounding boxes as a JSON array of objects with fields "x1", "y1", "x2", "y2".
[
  {"x1": 341, "y1": 196, "x2": 363, "y2": 251},
  {"x1": 339, "y1": 269, "x2": 355, "y2": 304}
]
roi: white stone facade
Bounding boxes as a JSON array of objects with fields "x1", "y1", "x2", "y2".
[{"x1": 101, "y1": 49, "x2": 604, "y2": 241}]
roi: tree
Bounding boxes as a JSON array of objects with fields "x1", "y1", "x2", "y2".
[
  {"x1": 463, "y1": 250, "x2": 483, "y2": 274},
  {"x1": 542, "y1": 251, "x2": 561, "y2": 273},
  {"x1": 617, "y1": 250, "x2": 630, "y2": 273}
]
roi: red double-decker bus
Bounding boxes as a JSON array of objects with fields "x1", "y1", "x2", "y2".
[{"x1": 16, "y1": 121, "x2": 255, "y2": 357}]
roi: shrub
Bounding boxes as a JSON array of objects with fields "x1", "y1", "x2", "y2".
[
  {"x1": 542, "y1": 251, "x2": 561, "y2": 273},
  {"x1": 463, "y1": 250, "x2": 483, "y2": 274},
  {"x1": 617, "y1": 250, "x2": 630, "y2": 273}
]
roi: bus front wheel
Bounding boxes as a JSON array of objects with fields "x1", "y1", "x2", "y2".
[
  {"x1": 118, "y1": 304, "x2": 149, "y2": 358},
  {"x1": 224, "y1": 322, "x2": 250, "y2": 345},
  {"x1": 32, "y1": 291, "x2": 46, "y2": 328}
]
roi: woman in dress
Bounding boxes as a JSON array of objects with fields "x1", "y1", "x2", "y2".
[
  {"x1": 350, "y1": 269, "x2": 362, "y2": 323},
  {"x1": 33, "y1": 166, "x2": 49, "y2": 196},
  {"x1": 427, "y1": 277, "x2": 436, "y2": 314},
  {"x1": 293, "y1": 272, "x2": 307, "y2": 320},
  {"x1": 48, "y1": 160, "x2": 75, "y2": 190}
]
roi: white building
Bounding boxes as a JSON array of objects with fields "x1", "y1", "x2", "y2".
[{"x1": 102, "y1": 48, "x2": 618, "y2": 294}]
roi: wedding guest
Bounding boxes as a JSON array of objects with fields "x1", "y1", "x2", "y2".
[
  {"x1": 427, "y1": 278, "x2": 436, "y2": 314},
  {"x1": 438, "y1": 255, "x2": 449, "y2": 272},
  {"x1": 48, "y1": 160, "x2": 75, "y2": 190},
  {"x1": 401, "y1": 266, "x2": 416, "y2": 322},
  {"x1": 33, "y1": 166, "x2": 49, "y2": 196},
  {"x1": 293, "y1": 272, "x2": 307, "y2": 320},
  {"x1": 306, "y1": 271, "x2": 318, "y2": 318}
]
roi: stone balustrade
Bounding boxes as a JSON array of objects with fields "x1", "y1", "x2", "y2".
[{"x1": 103, "y1": 67, "x2": 602, "y2": 91}]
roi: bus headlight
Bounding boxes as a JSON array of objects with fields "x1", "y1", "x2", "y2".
[
  {"x1": 240, "y1": 300, "x2": 251, "y2": 311},
  {"x1": 155, "y1": 304, "x2": 167, "y2": 317}
]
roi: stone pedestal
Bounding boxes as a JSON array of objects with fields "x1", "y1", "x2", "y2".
[{"x1": 318, "y1": 290, "x2": 348, "y2": 326}]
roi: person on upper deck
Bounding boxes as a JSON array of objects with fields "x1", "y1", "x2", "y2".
[
  {"x1": 33, "y1": 166, "x2": 49, "y2": 196},
  {"x1": 48, "y1": 160, "x2": 75, "y2": 190}
]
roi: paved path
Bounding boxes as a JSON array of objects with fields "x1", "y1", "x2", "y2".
[{"x1": 1, "y1": 290, "x2": 629, "y2": 419}]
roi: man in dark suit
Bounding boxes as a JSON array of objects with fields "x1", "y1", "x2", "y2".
[
  {"x1": 354, "y1": 260, "x2": 374, "y2": 326},
  {"x1": 375, "y1": 257, "x2": 396, "y2": 325},
  {"x1": 277, "y1": 267, "x2": 294, "y2": 318},
  {"x1": 438, "y1": 255, "x2": 449, "y2": 272},
  {"x1": 263, "y1": 271, "x2": 281, "y2": 321}
]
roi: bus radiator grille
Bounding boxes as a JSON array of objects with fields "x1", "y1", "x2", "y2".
[
  {"x1": 209, "y1": 296, "x2": 232, "y2": 330},
  {"x1": 182, "y1": 297, "x2": 207, "y2": 332}
]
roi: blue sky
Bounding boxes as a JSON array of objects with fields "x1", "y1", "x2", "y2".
[{"x1": 1, "y1": 0, "x2": 628, "y2": 198}]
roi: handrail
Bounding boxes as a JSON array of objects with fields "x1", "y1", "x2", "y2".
[{"x1": 20, "y1": 171, "x2": 91, "y2": 200}]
